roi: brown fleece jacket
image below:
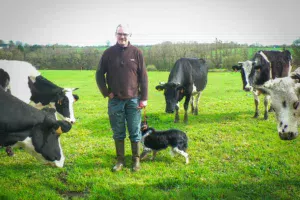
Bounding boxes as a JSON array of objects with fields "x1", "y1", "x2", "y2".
[{"x1": 96, "y1": 42, "x2": 148, "y2": 100}]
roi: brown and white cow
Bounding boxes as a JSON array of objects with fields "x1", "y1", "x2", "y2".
[{"x1": 232, "y1": 50, "x2": 292, "y2": 120}]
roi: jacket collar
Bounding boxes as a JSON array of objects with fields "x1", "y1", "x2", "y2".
[{"x1": 115, "y1": 41, "x2": 131, "y2": 50}]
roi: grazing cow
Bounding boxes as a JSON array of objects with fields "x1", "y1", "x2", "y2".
[
  {"x1": 156, "y1": 58, "x2": 208, "y2": 123},
  {"x1": 0, "y1": 87, "x2": 72, "y2": 167},
  {"x1": 232, "y1": 50, "x2": 292, "y2": 119},
  {"x1": 256, "y1": 73, "x2": 300, "y2": 140},
  {"x1": 0, "y1": 60, "x2": 79, "y2": 123}
]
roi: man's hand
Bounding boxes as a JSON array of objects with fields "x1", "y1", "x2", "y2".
[
  {"x1": 137, "y1": 100, "x2": 147, "y2": 109},
  {"x1": 108, "y1": 93, "x2": 114, "y2": 99}
]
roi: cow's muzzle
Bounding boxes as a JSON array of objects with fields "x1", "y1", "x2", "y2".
[
  {"x1": 278, "y1": 132, "x2": 299, "y2": 140},
  {"x1": 243, "y1": 87, "x2": 252, "y2": 92},
  {"x1": 165, "y1": 109, "x2": 174, "y2": 113}
]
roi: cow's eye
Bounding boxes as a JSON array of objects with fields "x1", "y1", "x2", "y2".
[{"x1": 293, "y1": 101, "x2": 299, "y2": 110}]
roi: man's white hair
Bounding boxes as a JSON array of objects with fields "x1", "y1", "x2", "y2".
[{"x1": 115, "y1": 24, "x2": 131, "y2": 35}]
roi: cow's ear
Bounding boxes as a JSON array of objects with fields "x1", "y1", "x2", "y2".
[
  {"x1": 62, "y1": 88, "x2": 78, "y2": 93},
  {"x1": 73, "y1": 94, "x2": 79, "y2": 101},
  {"x1": 254, "y1": 65, "x2": 262, "y2": 71},
  {"x1": 176, "y1": 86, "x2": 185, "y2": 94},
  {"x1": 156, "y1": 82, "x2": 166, "y2": 91},
  {"x1": 291, "y1": 73, "x2": 300, "y2": 82},
  {"x1": 55, "y1": 121, "x2": 72, "y2": 134},
  {"x1": 57, "y1": 94, "x2": 65, "y2": 102},
  {"x1": 155, "y1": 85, "x2": 165, "y2": 91},
  {"x1": 255, "y1": 86, "x2": 271, "y2": 95},
  {"x1": 290, "y1": 74, "x2": 300, "y2": 96},
  {"x1": 232, "y1": 65, "x2": 242, "y2": 71},
  {"x1": 295, "y1": 84, "x2": 300, "y2": 97}
]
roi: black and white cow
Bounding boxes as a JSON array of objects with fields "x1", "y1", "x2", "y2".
[
  {"x1": 256, "y1": 73, "x2": 300, "y2": 140},
  {"x1": 0, "y1": 87, "x2": 72, "y2": 167},
  {"x1": 28, "y1": 75, "x2": 79, "y2": 123},
  {"x1": 0, "y1": 60, "x2": 79, "y2": 123},
  {"x1": 232, "y1": 50, "x2": 292, "y2": 120},
  {"x1": 156, "y1": 58, "x2": 208, "y2": 123}
]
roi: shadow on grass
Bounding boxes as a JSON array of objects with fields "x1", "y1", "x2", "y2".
[
  {"x1": 139, "y1": 111, "x2": 256, "y2": 125},
  {"x1": 76, "y1": 109, "x2": 262, "y2": 134},
  {"x1": 93, "y1": 177, "x2": 300, "y2": 199}
]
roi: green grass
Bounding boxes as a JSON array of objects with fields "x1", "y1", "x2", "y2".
[{"x1": 0, "y1": 71, "x2": 299, "y2": 200}]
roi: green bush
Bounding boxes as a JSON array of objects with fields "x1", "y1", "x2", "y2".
[{"x1": 146, "y1": 64, "x2": 157, "y2": 71}]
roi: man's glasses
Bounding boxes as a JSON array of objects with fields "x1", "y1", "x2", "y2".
[{"x1": 116, "y1": 33, "x2": 130, "y2": 37}]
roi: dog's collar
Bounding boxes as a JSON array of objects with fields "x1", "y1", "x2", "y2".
[
  {"x1": 141, "y1": 129, "x2": 153, "y2": 144},
  {"x1": 145, "y1": 129, "x2": 152, "y2": 135}
]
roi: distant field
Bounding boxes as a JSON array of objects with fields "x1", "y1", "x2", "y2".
[{"x1": 0, "y1": 71, "x2": 299, "y2": 200}]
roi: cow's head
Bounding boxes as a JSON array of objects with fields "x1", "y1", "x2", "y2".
[
  {"x1": 232, "y1": 61, "x2": 256, "y2": 92},
  {"x1": 55, "y1": 88, "x2": 79, "y2": 123},
  {"x1": 156, "y1": 82, "x2": 185, "y2": 113},
  {"x1": 26, "y1": 109, "x2": 72, "y2": 167},
  {"x1": 256, "y1": 75, "x2": 300, "y2": 140},
  {"x1": 28, "y1": 76, "x2": 79, "y2": 123},
  {"x1": 252, "y1": 51, "x2": 271, "y2": 85}
]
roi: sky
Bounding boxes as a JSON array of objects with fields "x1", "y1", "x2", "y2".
[{"x1": 1, "y1": 0, "x2": 300, "y2": 46}]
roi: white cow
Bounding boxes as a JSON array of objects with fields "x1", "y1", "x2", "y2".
[{"x1": 256, "y1": 74, "x2": 300, "y2": 140}]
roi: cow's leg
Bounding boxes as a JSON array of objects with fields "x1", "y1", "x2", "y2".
[
  {"x1": 268, "y1": 98, "x2": 274, "y2": 112},
  {"x1": 184, "y1": 95, "x2": 191, "y2": 124},
  {"x1": 264, "y1": 95, "x2": 270, "y2": 120},
  {"x1": 268, "y1": 105, "x2": 274, "y2": 112},
  {"x1": 174, "y1": 102, "x2": 180, "y2": 123},
  {"x1": 194, "y1": 92, "x2": 201, "y2": 115},
  {"x1": 190, "y1": 96, "x2": 194, "y2": 114},
  {"x1": 253, "y1": 93, "x2": 259, "y2": 118}
]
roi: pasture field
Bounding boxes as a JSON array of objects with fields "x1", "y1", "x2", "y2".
[{"x1": 0, "y1": 70, "x2": 299, "y2": 200}]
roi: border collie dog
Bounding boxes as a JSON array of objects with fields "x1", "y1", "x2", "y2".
[{"x1": 140, "y1": 122, "x2": 189, "y2": 164}]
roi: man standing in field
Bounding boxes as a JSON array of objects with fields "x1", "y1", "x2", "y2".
[{"x1": 96, "y1": 24, "x2": 148, "y2": 172}]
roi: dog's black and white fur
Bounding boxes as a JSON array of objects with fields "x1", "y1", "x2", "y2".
[{"x1": 140, "y1": 122, "x2": 189, "y2": 164}]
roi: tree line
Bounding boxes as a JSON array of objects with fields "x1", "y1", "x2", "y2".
[{"x1": 0, "y1": 39, "x2": 299, "y2": 71}]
